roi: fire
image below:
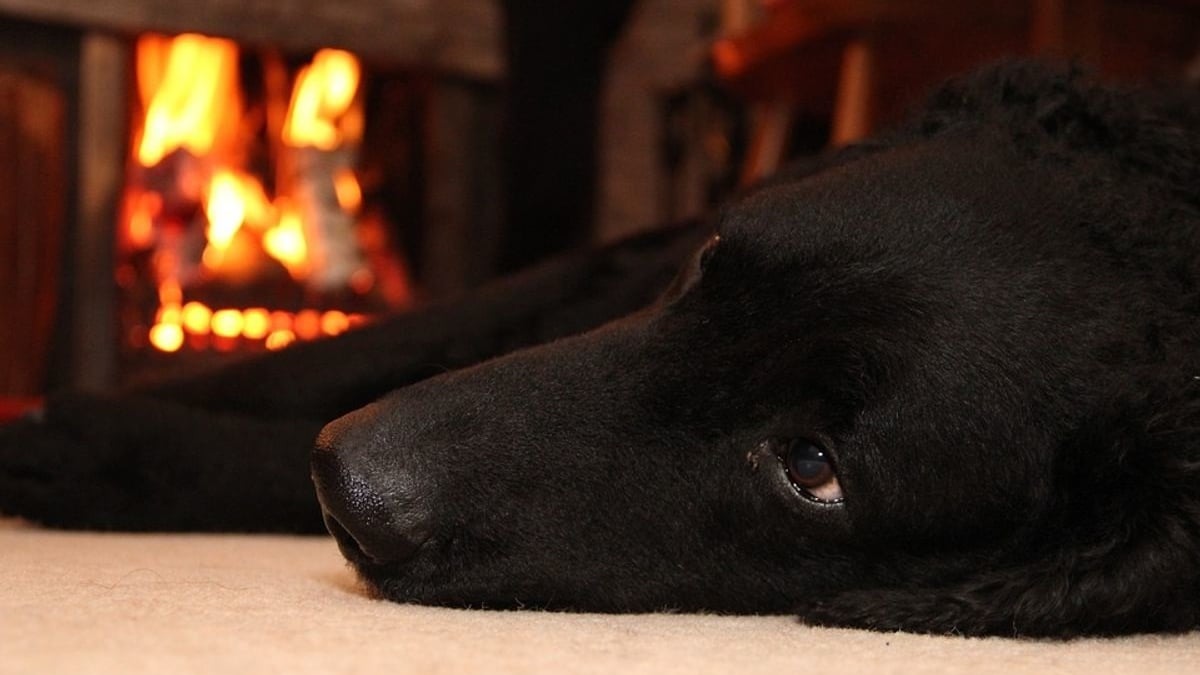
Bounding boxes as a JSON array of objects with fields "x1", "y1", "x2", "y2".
[
  {"x1": 262, "y1": 203, "x2": 310, "y2": 280},
  {"x1": 265, "y1": 330, "x2": 297, "y2": 351},
  {"x1": 136, "y1": 33, "x2": 239, "y2": 167},
  {"x1": 148, "y1": 279, "x2": 185, "y2": 353},
  {"x1": 334, "y1": 168, "x2": 363, "y2": 213},
  {"x1": 181, "y1": 302, "x2": 213, "y2": 335},
  {"x1": 125, "y1": 190, "x2": 160, "y2": 249},
  {"x1": 151, "y1": 299, "x2": 365, "y2": 351},
  {"x1": 210, "y1": 309, "x2": 245, "y2": 339},
  {"x1": 124, "y1": 33, "x2": 392, "y2": 355},
  {"x1": 203, "y1": 170, "x2": 247, "y2": 254},
  {"x1": 283, "y1": 49, "x2": 363, "y2": 149}
]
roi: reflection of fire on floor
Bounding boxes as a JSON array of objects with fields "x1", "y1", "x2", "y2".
[{"x1": 119, "y1": 34, "x2": 412, "y2": 356}]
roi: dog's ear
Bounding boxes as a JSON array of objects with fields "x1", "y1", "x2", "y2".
[
  {"x1": 917, "y1": 60, "x2": 1200, "y2": 210},
  {"x1": 797, "y1": 369, "x2": 1200, "y2": 638}
]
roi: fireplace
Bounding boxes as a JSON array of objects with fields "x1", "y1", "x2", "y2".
[
  {"x1": 0, "y1": 1, "x2": 506, "y2": 393},
  {"x1": 118, "y1": 34, "x2": 416, "y2": 378}
]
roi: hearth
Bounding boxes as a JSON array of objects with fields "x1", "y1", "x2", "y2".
[
  {"x1": 0, "y1": 0, "x2": 505, "y2": 392},
  {"x1": 118, "y1": 34, "x2": 411, "y2": 375}
]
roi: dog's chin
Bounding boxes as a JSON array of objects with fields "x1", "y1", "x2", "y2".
[
  {"x1": 348, "y1": 562, "x2": 561, "y2": 611},
  {"x1": 325, "y1": 531, "x2": 505, "y2": 608},
  {"x1": 337, "y1": 553, "x2": 419, "y2": 603},
  {"x1": 334, "y1": 544, "x2": 627, "y2": 612}
]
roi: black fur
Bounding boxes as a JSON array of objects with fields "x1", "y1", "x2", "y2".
[{"x1": 3, "y1": 62, "x2": 1200, "y2": 638}]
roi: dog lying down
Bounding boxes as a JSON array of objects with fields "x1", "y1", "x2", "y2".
[{"x1": 3, "y1": 62, "x2": 1200, "y2": 639}]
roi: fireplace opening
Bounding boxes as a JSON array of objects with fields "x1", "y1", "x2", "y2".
[{"x1": 117, "y1": 33, "x2": 424, "y2": 379}]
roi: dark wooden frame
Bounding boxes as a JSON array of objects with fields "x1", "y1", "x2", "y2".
[{"x1": 0, "y1": 0, "x2": 501, "y2": 77}]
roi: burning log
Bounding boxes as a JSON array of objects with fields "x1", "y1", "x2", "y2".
[
  {"x1": 285, "y1": 144, "x2": 366, "y2": 292},
  {"x1": 281, "y1": 48, "x2": 369, "y2": 293}
]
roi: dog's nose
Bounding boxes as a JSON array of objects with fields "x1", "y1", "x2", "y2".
[{"x1": 311, "y1": 415, "x2": 433, "y2": 565}]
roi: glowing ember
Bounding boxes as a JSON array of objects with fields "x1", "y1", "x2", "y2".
[
  {"x1": 242, "y1": 309, "x2": 271, "y2": 340},
  {"x1": 149, "y1": 323, "x2": 184, "y2": 353},
  {"x1": 149, "y1": 279, "x2": 186, "y2": 352},
  {"x1": 181, "y1": 301, "x2": 213, "y2": 335},
  {"x1": 149, "y1": 300, "x2": 365, "y2": 348},
  {"x1": 126, "y1": 191, "x2": 161, "y2": 249},
  {"x1": 320, "y1": 310, "x2": 351, "y2": 336},
  {"x1": 210, "y1": 309, "x2": 245, "y2": 338},
  {"x1": 265, "y1": 330, "x2": 297, "y2": 351},
  {"x1": 293, "y1": 310, "x2": 322, "y2": 341},
  {"x1": 334, "y1": 168, "x2": 363, "y2": 213}
]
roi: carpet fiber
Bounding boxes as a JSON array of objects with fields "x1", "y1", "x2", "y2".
[{"x1": 2, "y1": 518, "x2": 1197, "y2": 674}]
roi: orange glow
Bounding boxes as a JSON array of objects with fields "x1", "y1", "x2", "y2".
[
  {"x1": 182, "y1": 302, "x2": 213, "y2": 335},
  {"x1": 265, "y1": 329, "x2": 297, "y2": 351},
  {"x1": 148, "y1": 279, "x2": 185, "y2": 352},
  {"x1": 262, "y1": 203, "x2": 310, "y2": 279},
  {"x1": 220, "y1": 170, "x2": 274, "y2": 231},
  {"x1": 200, "y1": 170, "x2": 279, "y2": 274},
  {"x1": 204, "y1": 170, "x2": 247, "y2": 255},
  {"x1": 148, "y1": 303, "x2": 358, "y2": 352},
  {"x1": 270, "y1": 311, "x2": 293, "y2": 332},
  {"x1": 283, "y1": 49, "x2": 362, "y2": 149},
  {"x1": 293, "y1": 310, "x2": 322, "y2": 340},
  {"x1": 242, "y1": 308, "x2": 271, "y2": 339},
  {"x1": 320, "y1": 310, "x2": 351, "y2": 336},
  {"x1": 211, "y1": 309, "x2": 245, "y2": 338},
  {"x1": 334, "y1": 168, "x2": 363, "y2": 213},
  {"x1": 126, "y1": 191, "x2": 161, "y2": 249},
  {"x1": 149, "y1": 323, "x2": 184, "y2": 352},
  {"x1": 136, "y1": 33, "x2": 239, "y2": 166},
  {"x1": 349, "y1": 268, "x2": 374, "y2": 294},
  {"x1": 159, "y1": 278, "x2": 183, "y2": 306}
]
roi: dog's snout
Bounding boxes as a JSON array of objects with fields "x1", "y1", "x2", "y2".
[{"x1": 312, "y1": 415, "x2": 432, "y2": 565}]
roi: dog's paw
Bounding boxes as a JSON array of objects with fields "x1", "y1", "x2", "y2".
[
  {"x1": 0, "y1": 393, "x2": 176, "y2": 529},
  {"x1": 797, "y1": 589, "x2": 991, "y2": 637},
  {"x1": 0, "y1": 392, "x2": 326, "y2": 532}
]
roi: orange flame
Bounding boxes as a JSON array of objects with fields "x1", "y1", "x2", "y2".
[
  {"x1": 201, "y1": 169, "x2": 275, "y2": 271},
  {"x1": 263, "y1": 202, "x2": 310, "y2": 280},
  {"x1": 283, "y1": 49, "x2": 362, "y2": 149},
  {"x1": 204, "y1": 170, "x2": 247, "y2": 253},
  {"x1": 136, "y1": 33, "x2": 239, "y2": 166}
]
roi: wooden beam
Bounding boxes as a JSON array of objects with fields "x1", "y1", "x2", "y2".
[{"x1": 0, "y1": 0, "x2": 502, "y2": 78}]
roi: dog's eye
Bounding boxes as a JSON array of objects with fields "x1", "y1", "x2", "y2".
[{"x1": 782, "y1": 439, "x2": 843, "y2": 503}]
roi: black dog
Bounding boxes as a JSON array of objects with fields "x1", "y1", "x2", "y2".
[{"x1": 3, "y1": 62, "x2": 1200, "y2": 638}]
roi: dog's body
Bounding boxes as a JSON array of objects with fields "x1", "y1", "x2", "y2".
[{"x1": 3, "y1": 63, "x2": 1200, "y2": 638}]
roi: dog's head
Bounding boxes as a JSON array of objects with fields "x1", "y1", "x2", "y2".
[{"x1": 311, "y1": 64, "x2": 1200, "y2": 637}]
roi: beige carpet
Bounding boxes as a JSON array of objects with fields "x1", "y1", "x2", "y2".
[{"x1": 1, "y1": 519, "x2": 1197, "y2": 674}]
